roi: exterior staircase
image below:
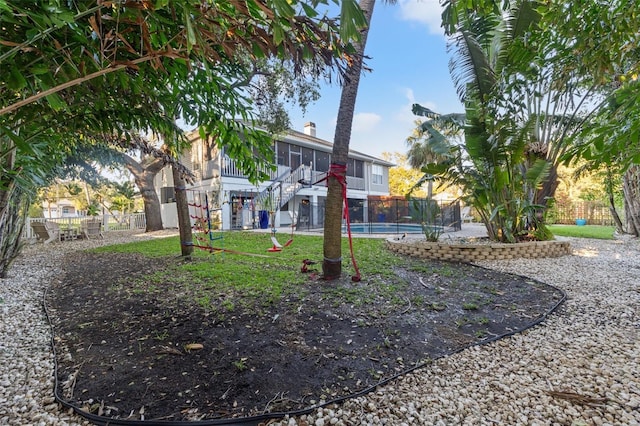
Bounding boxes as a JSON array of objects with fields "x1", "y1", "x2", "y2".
[{"x1": 254, "y1": 165, "x2": 311, "y2": 212}]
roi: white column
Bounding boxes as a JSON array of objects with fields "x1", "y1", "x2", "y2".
[{"x1": 311, "y1": 194, "x2": 318, "y2": 227}]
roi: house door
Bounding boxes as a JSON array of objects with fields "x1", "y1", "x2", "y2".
[{"x1": 290, "y1": 151, "x2": 301, "y2": 170}]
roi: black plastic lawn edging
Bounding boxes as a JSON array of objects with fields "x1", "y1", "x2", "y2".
[{"x1": 44, "y1": 277, "x2": 567, "y2": 426}]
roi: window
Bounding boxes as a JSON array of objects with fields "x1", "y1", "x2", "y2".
[
  {"x1": 302, "y1": 147, "x2": 313, "y2": 166},
  {"x1": 315, "y1": 151, "x2": 330, "y2": 172},
  {"x1": 191, "y1": 141, "x2": 202, "y2": 170},
  {"x1": 347, "y1": 159, "x2": 364, "y2": 178},
  {"x1": 372, "y1": 164, "x2": 383, "y2": 185},
  {"x1": 290, "y1": 144, "x2": 301, "y2": 170},
  {"x1": 346, "y1": 159, "x2": 354, "y2": 177},
  {"x1": 161, "y1": 186, "x2": 176, "y2": 203},
  {"x1": 355, "y1": 160, "x2": 363, "y2": 178},
  {"x1": 277, "y1": 142, "x2": 289, "y2": 167}
]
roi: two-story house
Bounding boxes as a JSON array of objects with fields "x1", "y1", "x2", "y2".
[{"x1": 156, "y1": 122, "x2": 394, "y2": 230}]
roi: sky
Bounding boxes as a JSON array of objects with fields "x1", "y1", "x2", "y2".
[{"x1": 287, "y1": 0, "x2": 464, "y2": 159}]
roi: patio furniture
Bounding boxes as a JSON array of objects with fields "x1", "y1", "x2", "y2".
[
  {"x1": 461, "y1": 206, "x2": 474, "y2": 224},
  {"x1": 81, "y1": 219, "x2": 103, "y2": 239},
  {"x1": 31, "y1": 221, "x2": 61, "y2": 243},
  {"x1": 61, "y1": 226, "x2": 79, "y2": 241}
]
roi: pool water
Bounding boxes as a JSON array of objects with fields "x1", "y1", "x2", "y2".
[{"x1": 343, "y1": 223, "x2": 426, "y2": 234}]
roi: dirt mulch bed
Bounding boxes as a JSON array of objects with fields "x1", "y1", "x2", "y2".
[{"x1": 48, "y1": 251, "x2": 564, "y2": 423}]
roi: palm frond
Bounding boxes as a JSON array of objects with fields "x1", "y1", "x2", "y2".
[
  {"x1": 411, "y1": 104, "x2": 441, "y2": 119},
  {"x1": 495, "y1": 0, "x2": 540, "y2": 73},
  {"x1": 507, "y1": 0, "x2": 540, "y2": 40},
  {"x1": 412, "y1": 104, "x2": 466, "y2": 128}
]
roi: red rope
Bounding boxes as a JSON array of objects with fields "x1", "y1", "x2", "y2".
[{"x1": 325, "y1": 163, "x2": 361, "y2": 282}]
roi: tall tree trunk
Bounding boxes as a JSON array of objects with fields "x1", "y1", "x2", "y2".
[
  {"x1": 0, "y1": 186, "x2": 28, "y2": 278},
  {"x1": 0, "y1": 143, "x2": 26, "y2": 278},
  {"x1": 605, "y1": 165, "x2": 625, "y2": 234},
  {"x1": 123, "y1": 154, "x2": 165, "y2": 232},
  {"x1": 172, "y1": 166, "x2": 194, "y2": 258},
  {"x1": 322, "y1": 0, "x2": 376, "y2": 279},
  {"x1": 623, "y1": 165, "x2": 640, "y2": 237},
  {"x1": 609, "y1": 190, "x2": 625, "y2": 234}
]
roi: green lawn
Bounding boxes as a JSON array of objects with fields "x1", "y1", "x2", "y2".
[
  {"x1": 549, "y1": 224, "x2": 615, "y2": 240},
  {"x1": 91, "y1": 232, "x2": 405, "y2": 302}
]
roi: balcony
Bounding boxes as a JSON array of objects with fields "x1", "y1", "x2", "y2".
[
  {"x1": 220, "y1": 157, "x2": 279, "y2": 180},
  {"x1": 309, "y1": 171, "x2": 364, "y2": 190},
  {"x1": 221, "y1": 158, "x2": 365, "y2": 190}
]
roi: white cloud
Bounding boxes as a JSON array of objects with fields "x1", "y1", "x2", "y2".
[
  {"x1": 352, "y1": 112, "x2": 382, "y2": 133},
  {"x1": 398, "y1": 0, "x2": 444, "y2": 36},
  {"x1": 394, "y1": 87, "x2": 437, "y2": 125}
]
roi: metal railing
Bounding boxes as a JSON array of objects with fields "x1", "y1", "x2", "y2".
[
  {"x1": 222, "y1": 158, "x2": 367, "y2": 191},
  {"x1": 220, "y1": 158, "x2": 279, "y2": 180},
  {"x1": 253, "y1": 165, "x2": 311, "y2": 212},
  {"x1": 291, "y1": 199, "x2": 461, "y2": 233},
  {"x1": 308, "y1": 170, "x2": 364, "y2": 190}
]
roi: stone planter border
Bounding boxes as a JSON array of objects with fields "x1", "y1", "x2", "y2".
[{"x1": 385, "y1": 238, "x2": 571, "y2": 262}]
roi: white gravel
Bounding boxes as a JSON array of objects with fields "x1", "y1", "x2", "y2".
[{"x1": 1, "y1": 229, "x2": 639, "y2": 425}]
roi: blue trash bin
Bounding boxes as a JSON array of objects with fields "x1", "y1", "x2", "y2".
[{"x1": 259, "y1": 210, "x2": 269, "y2": 229}]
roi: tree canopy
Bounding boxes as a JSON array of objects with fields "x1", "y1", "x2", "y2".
[
  {"x1": 1, "y1": 0, "x2": 366, "y2": 180},
  {"x1": 407, "y1": 0, "x2": 640, "y2": 241},
  {"x1": 0, "y1": 0, "x2": 367, "y2": 276}
]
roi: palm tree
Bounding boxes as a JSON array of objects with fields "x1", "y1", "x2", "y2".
[
  {"x1": 406, "y1": 115, "x2": 464, "y2": 198},
  {"x1": 411, "y1": 2, "x2": 557, "y2": 242},
  {"x1": 323, "y1": 0, "x2": 386, "y2": 280},
  {"x1": 453, "y1": 1, "x2": 606, "y2": 205}
]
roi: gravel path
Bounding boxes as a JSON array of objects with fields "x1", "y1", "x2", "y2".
[{"x1": 1, "y1": 230, "x2": 639, "y2": 425}]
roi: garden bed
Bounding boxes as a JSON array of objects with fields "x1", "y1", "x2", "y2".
[
  {"x1": 48, "y1": 249, "x2": 565, "y2": 422},
  {"x1": 386, "y1": 238, "x2": 571, "y2": 262}
]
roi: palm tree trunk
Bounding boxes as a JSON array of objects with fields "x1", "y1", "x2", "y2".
[{"x1": 322, "y1": 0, "x2": 377, "y2": 279}]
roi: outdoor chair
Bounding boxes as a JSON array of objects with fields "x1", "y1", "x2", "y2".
[
  {"x1": 81, "y1": 219, "x2": 103, "y2": 239},
  {"x1": 461, "y1": 206, "x2": 474, "y2": 223},
  {"x1": 31, "y1": 221, "x2": 61, "y2": 243}
]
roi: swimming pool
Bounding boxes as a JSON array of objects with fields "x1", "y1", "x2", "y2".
[{"x1": 343, "y1": 223, "x2": 426, "y2": 234}]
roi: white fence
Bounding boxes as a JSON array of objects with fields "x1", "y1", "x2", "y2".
[{"x1": 22, "y1": 213, "x2": 146, "y2": 240}]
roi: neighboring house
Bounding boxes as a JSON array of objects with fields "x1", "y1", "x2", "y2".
[
  {"x1": 156, "y1": 122, "x2": 394, "y2": 230},
  {"x1": 42, "y1": 198, "x2": 78, "y2": 218}
]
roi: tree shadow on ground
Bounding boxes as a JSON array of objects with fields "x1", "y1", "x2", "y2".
[{"x1": 49, "y1": 251, "x2": 564, "y2": 423}]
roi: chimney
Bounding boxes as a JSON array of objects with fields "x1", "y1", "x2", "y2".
[{"x1": 304, "y1": 122, "x2": 316, "y2": 137}]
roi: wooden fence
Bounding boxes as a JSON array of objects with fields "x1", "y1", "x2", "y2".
[{"x1": 546, "y1": 201, "x2": 618, "y2": 226}]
